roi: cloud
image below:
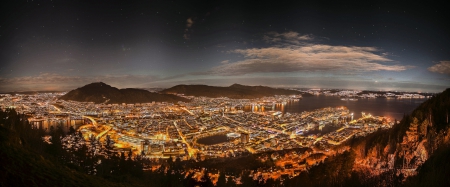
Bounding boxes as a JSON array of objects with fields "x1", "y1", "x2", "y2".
[
  {"x1": 205, "y1": 31, "x2": 411, "y2": 76},
  {"x1": 428, "y1": 61, "x2": 450, "y2": 75},
  {"x1": 184, "y1": 17, "x2": 195, "y2": 40},
  {"x1": 186, "y1": 18, "x2": 194, "y2": 28},
  {"x1": 263, "y1": 31, "x2": 313, "y2": 45},
  {"x1": 210, "y1": 41, "x2": 411, "y2": 75},
  {"x1": 220, "y1": 60, "x2": 229, "y2": 64},
  {"x1": 0, "y1": 73, "x2": 84, "y2": 84},
  {"x1": 183, "y1": 34, "x2": 190, "y2": 40}
]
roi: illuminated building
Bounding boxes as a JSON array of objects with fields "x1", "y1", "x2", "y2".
[{"x1": 241, "y1": 132, "x2": 250, "y2": 144}]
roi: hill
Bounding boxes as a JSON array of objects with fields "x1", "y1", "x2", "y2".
[
  {"x1": 59, "y1": 82, "x2": 189, "y2": 104},
  {"x1": 160, "y1": 83, "x2": 304, "y2": 99},
  {"x1": 0, "y1": 111, "x2": 130, "y2": 187}
]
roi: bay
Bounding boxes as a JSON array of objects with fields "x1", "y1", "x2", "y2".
[{"x1": 279, "y1": 95, "x2": 427, "y2": 120}]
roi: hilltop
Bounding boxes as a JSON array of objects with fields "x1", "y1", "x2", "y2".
[
  {"x1": 160, "y1": 84, "x2": 304, "y2": 99},
  {"x1": 59, "y1": 82, "x2": 189, "y2": 104}
]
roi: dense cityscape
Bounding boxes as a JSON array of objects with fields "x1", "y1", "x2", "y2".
[{"x1": 0, "y1": 88, "x2": 434, "y2": 184}]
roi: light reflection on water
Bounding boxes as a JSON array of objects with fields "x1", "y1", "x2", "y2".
[{"x1": 245, "y1": 95, "x2": 427, "y2": 120}]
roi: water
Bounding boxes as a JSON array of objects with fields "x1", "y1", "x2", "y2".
[
  {"x1": 197, "y1": 134, "x2": 229, "y2": 145},
  {"x1": 282, "y1": 95, "x2": 427, "y2": 120},
  {"x1": 32, "y1": 119, "x2": 84, "y2": 133}
]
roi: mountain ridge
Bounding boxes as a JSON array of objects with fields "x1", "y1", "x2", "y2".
[
  {"x1": 160, "y1": 84, "x2": 305, "y2": 99},
  {"x1": 59, "y1": 82, "x2": 189, "y2": 104}
]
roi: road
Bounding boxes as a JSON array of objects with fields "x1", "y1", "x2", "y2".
[
  {"x1": 82, "y1": 115, "x2": 98, "y2": 127},
  {"x1": 173, "y1": 120, "x2": 196, "y2": 157},
  {"x1": 96, "y1": 125, "x2": 112, "y2": 140},
  {"x1": 180, "y1": 107, "x2": 195, "y2": 115}
]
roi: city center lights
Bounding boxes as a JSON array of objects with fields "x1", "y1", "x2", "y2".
[{"x1": 1, "y1": 90, "x2": 396, "y2": 176}]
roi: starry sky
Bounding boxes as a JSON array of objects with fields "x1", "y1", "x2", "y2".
[{"x1": 1, "y1": 0, "x2": 449, "y2": 92}]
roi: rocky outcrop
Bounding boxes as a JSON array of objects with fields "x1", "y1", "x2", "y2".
[{"x1": 351, "y1": 88, "x2": 450, "y2": 179}]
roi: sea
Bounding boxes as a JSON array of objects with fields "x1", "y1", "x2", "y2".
[{"x1": 280, "y1": 95, "x2": 427, "y2": 121}]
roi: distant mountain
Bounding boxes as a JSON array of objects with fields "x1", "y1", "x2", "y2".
[
  {"x1": 160, "y1": 84, "x2": 304, "y2": 99},
  {"x1": 60, "y1": 82, "x2": 189, "y2": 104}
]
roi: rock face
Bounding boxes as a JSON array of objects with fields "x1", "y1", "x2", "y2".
[
  {"x1": 60, "y1": 82, "x2": 189, "y2": 104},
  {"x1": 397, "y1": 118, "x2": 429, "y2": 169},
  {"x1": 160, "y1": 84, "x2": 303, "y2": 99},
  {"x1": 352, "y1": 88, "x2": 450, "y2": 178}
]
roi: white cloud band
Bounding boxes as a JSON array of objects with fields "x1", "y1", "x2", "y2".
[
  {"x1": 428, "y1": 61, "x2": 450, "y2": 75},
  {"x1": 211, "y1": 42, "x2": 410, "y2": 75}
]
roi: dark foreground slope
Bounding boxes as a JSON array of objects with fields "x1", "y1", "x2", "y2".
[
  {"x1": 349, "y1": 88, "x2": 450, "y2": 168},
  {"x1": 0, "y1": 109, "x2": 195, "y2": 187},
  {"x1": 0, "y1": 124, "x2": 127, "y2": 186},
  {"x1": 60, "y1": 82, "x2": 189, "y2": 104},
  {"x1": 403, "y1": 144, "x2": 450, "y2": 187},
  {"x1": 161, "y1": 83, "x2": 303, "y2": 99}
]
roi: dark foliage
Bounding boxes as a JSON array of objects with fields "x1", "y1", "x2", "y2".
[
  {"x1": 404, "y1": 145, "x2": 450, "y2": 187},
  {"x1": 0, "y1": 109, "x2": 127, "y2": 187}
]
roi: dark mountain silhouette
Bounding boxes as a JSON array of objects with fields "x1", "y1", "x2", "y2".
[
  {"x1": 60, "y1": 82, "x2": 189, "y2": 104},
  {"x1": 160, "y1": 83, "x2": 304, "y2": 99}
]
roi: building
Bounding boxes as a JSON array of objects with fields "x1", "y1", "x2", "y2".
[
  {"x1": 141, "y1": 140, "x2": 150, "y2": 154},
  {"x1": 241, "y1": 132, "x2": 250, "y2": 144}
]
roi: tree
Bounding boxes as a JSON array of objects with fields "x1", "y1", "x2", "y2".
[
  {"x1": 105, "y1": 135, "x2": 113, "y2": 156},
  {"x1": 202, "y1": 171, "x2": 213, "y2": 187},
  {"x1": 217, "y1": 171, "x2": 227, "y2": 187},
  {"x1": 120, "y1": 151, "x2": 126, "y2": 161},
  {"x1": 226, "y1": 176, "x2": 236, "y2": 187},
  {"x1": 240, "y1": 171, "x2": 255, "y2": 187},
  {"x1": 183, "y1": 172, "x2": 196, "y2": 187},
  {"x1": 68, "y1": 125, "x2": 76, "y2": 135},
  {"x1": 128, "y1": 149, "x2": 133, "y2": 160},
  {"x1": 265, "y1": 178, "x2": 276, "y2": 186}
]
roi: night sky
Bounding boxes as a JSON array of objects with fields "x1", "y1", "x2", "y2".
[{"x1": 1, "y1": 0, "x2": 449, "y2": 92}]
